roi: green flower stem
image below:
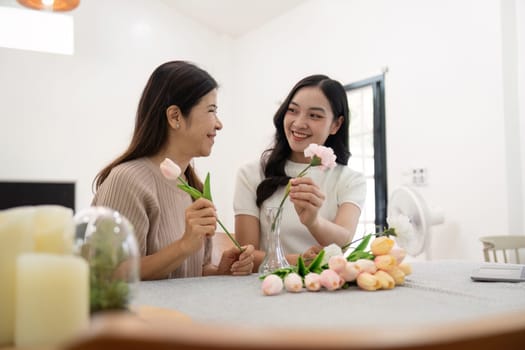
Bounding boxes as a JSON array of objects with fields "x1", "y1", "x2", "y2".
[
  {"x1": 217, "y1": 218, "x2": 243, "y2": 252},
  {"x1": 272, "y1": 163, "x2": 313, "y2": 231}
]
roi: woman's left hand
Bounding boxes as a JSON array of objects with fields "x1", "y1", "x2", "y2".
[
  {"x1": 289, "y1": 177, "x2": 325, "y2": 228},
  {"x1": 217, "y1": 244, "x2": 255, "y2": 275}
]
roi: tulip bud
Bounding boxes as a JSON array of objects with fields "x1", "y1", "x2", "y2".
[
  {"x1": 385, "y1": 266, "x2": 406, "y2": 285},
  {"x1": 284, "y1": 273, "x2": 303, "y2": 293},
  {"x1": 370, "y1": 236, "x2": 395, "y2": 256},
  {"x1": 398, "y1": 262, "x2": 412, "y2": 276},
  {"x1": 160, "y1": 158, "x2": 182, "y2": 180},
  {"x1": 374, "y1": 270, "x2": 395, "y2": 289},
  {"x1": 328, "y1": 255, "x2": 347, "y2": 274},
  {"x1": 374, "y1": 254, "x2": 397, "y2": 270},
  {"x1": 261, "y1": 274, "x2": 283, "y2": 296},
  {"x1": 389, "y1": 247, "x2": 407, "y2": 264},
  {"x1": 340, "y1": 262, "x2": 359, "y2": 282},
  {"x1": 304, "y1": 272, "x2": 321, "y2": 292},
  {"x1": 356, "y1": 272, "x2": 381, "y2": 291},
  {"x1": 355, "y1": 259, "x2": 377, "y2": 274},
  {"x1": 320, "y1": 269, "x2": 341, "y2": 291}
]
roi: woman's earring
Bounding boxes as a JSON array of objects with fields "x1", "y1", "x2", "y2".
[{"x1": 176, "y1": 122, "x2": 180, "y2": 129}]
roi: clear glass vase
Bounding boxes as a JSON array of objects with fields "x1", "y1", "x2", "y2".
[
  {"x1": 73, "y1": 206, "x2": 140, "y2": 314},
  {"x1": 258, "y1": 206, "x2": 290, "y2": 276}
]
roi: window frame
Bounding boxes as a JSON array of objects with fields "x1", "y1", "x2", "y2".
[{"x1": 344, "y1": 74, "x2": 387, "y2": 232}]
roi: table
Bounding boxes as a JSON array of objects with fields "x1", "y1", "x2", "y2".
[
  {"x1": 64, "y1": 260, "x2": 525, "y2": 350},
  {"x1": 132, "y1": 260, "x2": 525, "y2": 329}
]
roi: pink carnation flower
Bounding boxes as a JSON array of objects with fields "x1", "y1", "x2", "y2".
[{"x1": 304, "y1": 143, "x2": 337, "y2": 170}]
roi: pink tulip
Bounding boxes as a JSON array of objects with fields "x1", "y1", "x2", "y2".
[
  {"x1": 160, "y1": 158, "x2": 181, "y2": 180},
  {"x1": 374, "y1": 270, "x2": 395, "y2": 289},
  {"x1": 261, "y1": 274, "x2": 283, "y2": 296},
  {"x1": 374, "y1": 254, "x2": 397, "y2": 270},
  {"x1": 284, "y1": 273, "x2": 303, "y2": 293},
  {"x1": 389, "y1": 247, "x2": 407, "y2": 264},
  {"x1": 320, "y1": 269, "x2": 341, "y2": 291},
  {"x1": 357, "y1": 272, "x2": 381, "y2": 291},
  {"x1": 370, "y1": 236, "x2": 394, "y2": 256},
  {"x1": 328, "y1": 255, "x2": 347, "y2": 274},
  {"x1": 340, "y1": 262, "x2": 359, "y2": 282},
  {"x1": 304, "y1": 273, "x2": 321, "y2": 292},
  {"x1": 355, "y1": 259, "x2": 377, "y2": 274}
]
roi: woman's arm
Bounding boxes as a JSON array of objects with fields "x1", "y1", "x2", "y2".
[{"x1": 304, "y1": 202, "x2": 361, "y2": 247}]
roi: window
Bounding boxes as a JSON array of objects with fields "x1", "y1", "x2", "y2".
[{"x1": 345, "y1": 75, "x2": 387, "y2": 238}]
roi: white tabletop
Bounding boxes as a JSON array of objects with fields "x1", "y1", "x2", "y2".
[{"x1": 132, "y1": 260, "x2": 525, "y2": 329}]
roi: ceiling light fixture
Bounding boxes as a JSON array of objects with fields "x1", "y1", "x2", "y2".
[{"x1": 17, "y1": 0, "x2": 80, "y2": 12}]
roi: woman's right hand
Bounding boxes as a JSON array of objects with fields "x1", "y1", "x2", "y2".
[{"x1": 180, "y1": 198, "x2": 217, "y2": 253}]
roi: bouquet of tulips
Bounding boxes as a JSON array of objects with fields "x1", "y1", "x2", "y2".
[{"x1": 260, "y1": 227, "x2": 412, "y2": 295}]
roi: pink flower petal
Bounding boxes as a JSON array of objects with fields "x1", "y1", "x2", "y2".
[
  {"x1": 304, "y1": 272, "x2": 321, "y2": 292},
  {"x1": 284, "y1": 273, "x2": 303, "y2": 293},
  {"x1": 160, "y1": 158, "x2": 181, "y2": 180},
  {"x1": 261, "y1": 275, "x2": 283, "y2": 296}
]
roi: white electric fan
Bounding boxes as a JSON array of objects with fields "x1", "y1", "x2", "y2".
[{"x1": 387, "y1": 186, "x2": 444, "y2": 259}]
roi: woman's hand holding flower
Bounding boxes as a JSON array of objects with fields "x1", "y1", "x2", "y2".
[
  {"x1": 218, "y1": 244, "x2": 255, "y2": 276},
  {"x1": 181, "y1": 198, "x2": 217, "y2": 253},
  {"x1": 289, "y1": 177, "x2": 325, "y2": 228}
]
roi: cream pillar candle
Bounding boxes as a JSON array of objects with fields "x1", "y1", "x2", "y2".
[
  {"x1": 33, "y1": 205, "x2": 74, "y2": 254},
  {"x1": 0, "y1": 207, "x2": 35, "y2": 346},
  {"x1": 15, "y1": 253, "x2": 89, "y2": 347}
]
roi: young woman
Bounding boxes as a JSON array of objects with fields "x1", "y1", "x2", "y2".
[
  {"x1": 93, "y1": 61, "x2": 254, "y2": 280},
  {"x1": 234, "y1": 75, "x2": 366, "y2": 271}
]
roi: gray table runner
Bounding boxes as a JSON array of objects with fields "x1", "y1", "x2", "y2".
[{"x1": 133, "y1": 260, "x2": 525, "y2": 329}]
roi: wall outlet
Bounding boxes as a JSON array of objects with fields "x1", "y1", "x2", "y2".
[{"x1": 412, "y1": 168, "x2": 427, "y2": 186}]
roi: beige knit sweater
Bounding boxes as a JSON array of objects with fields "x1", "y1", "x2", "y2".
[{"x1": 92, "y1": 158, "x2": 212, "y2": 278}]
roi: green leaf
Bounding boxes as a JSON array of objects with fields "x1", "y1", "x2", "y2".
[
  {"x1": 178, "y1": 184, "x2": 203, "y2": 199},
  {"x1": 297, "y1": 255, "x2": 306, "y2": 277},
  {"x1": 353, "y1": 234, "x2": 372, "y2": 252},
  {"x1": 203, "y1": 173, "x2": 212, "y2": 201},
  {"x1": 307, "y1": 249, "x2": 325, "y2": 273},
  {"x1": 347, "y1": 250, "x2": 375, "y2": 262}
]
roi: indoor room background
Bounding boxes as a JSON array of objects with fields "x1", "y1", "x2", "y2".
[{"x1": 0, "y1": 0, "x2": 523, "y2": 262}]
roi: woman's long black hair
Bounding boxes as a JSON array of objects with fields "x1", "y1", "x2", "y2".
[{"x1": 255, "y1": 74, "x2": 350, "y2": 207}]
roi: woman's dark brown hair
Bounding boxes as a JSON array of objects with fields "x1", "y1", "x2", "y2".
[
  {"x1": 256, "y1": 74, "x2": 350, "y2": 207},
  {"x1": 94, "y1": 61, "x2": 218, "y2": 192}
]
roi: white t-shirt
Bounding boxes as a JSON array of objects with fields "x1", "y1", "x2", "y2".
[{"x1": 233, "y1": 160, "x2": 366, "y2": 254}]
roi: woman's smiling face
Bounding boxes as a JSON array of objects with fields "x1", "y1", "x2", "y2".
[
  {"x1": 182, "y1": 88, "x2": 222, "y2": 158},
  {"x1": 284, "y1": 86, "x2": 342, "y2": 163}
]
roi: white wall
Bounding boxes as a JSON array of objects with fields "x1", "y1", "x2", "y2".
[
  {"x1": 1, "y1": 0, "x2": 523, "y2": 262},
  {"x1": 518, "y1": 0, "x2": 525, "y2": 233},
  {"x1": 0, "y1": 0, "x2": 234, "y2": 222}
]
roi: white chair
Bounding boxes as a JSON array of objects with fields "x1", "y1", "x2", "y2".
[{"x1": 480, "y1": 235, "x2": 525, "y2": 263}]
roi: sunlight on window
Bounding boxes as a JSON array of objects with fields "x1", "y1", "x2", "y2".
[{"x1": 0, "y1": 6, "x2": 74, "y2": 55}]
